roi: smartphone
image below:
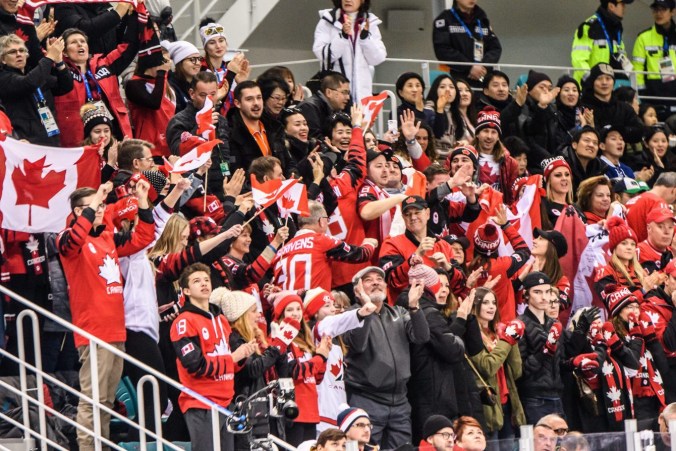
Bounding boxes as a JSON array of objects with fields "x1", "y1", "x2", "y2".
[
  {"x1": 48, "y1": 7, "x2": 54, "y2": 22},
  {"x1": 387, "y1": 119, "x2": 397, "y2": 134}
]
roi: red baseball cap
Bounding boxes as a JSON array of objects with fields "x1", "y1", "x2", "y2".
[
  {"x1": 646, "y1": 207, "x2": 676, "y2": 224},
  {"x1": 664, "y1": 260, "x2": 676, "y2": 278}
]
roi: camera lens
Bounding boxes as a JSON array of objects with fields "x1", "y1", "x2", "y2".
[{"x1": 282, "y1": 401, "x2": 299, "y2": 420}]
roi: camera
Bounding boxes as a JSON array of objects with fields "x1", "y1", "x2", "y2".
[{"x1": 226, "y1": 378, "x2": 299, "y2": 449}]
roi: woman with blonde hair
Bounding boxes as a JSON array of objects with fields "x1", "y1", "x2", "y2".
[
  {"x1": 594, "y1": 217, "x2": 663, "y2": 302},
  {"x1": 540, "y1": 157, "x2": 584, "y2": 229},
  {"x1": 211, "y1": 288, "x2": 295, "y2": 450}
]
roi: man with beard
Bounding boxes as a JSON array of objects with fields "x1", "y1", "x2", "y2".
[
  {"x1": 228, "y1": 80, "x2": 295, "y2": 176},
  {"x1": 343, "y1": 266, "x2": 429, "y2": 449}
]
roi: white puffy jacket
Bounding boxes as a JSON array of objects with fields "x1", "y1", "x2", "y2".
[{"x1": 313, "y1": 8, "x2": 387, "y2": 103}]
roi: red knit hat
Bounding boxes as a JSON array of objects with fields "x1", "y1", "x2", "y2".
[
  {"x1": 272, "y1": 292, "x2": 304, "y2": 321},
  {"x1": 541, "y1": 156, "x2": 571, "y2": 180},
  {"x1": 606, "y1": 216, "x2": 637, "y2": 252},
  {"x1": 602, "y1": 283, "x2": 637, "y2": 317},
  {"x1": 474, "y1": 223, "x2": 501, "y2": 257},
  {"x1": 303, "y1": 288, "x2": 334, "y2": 320},
  {"x1": 475, "y1": 106, "x2": 502, "y2": 136}
]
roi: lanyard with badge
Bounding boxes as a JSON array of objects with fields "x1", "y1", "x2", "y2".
[
  {"x1": 450, "y1": 8, "x2": 484, "y2": 62},
  {"x1": 596, "y1": 14, "x2": 633, "y2": 73},
  {"x1": 660, "y1": 32, "x2": 676, "y2": 82},
  {"x1": 83, "y1": 70, "x2": 113, "y2": 118},
  {"x1": 33, "y1": 87, "x2": 59, "y2": 137}
]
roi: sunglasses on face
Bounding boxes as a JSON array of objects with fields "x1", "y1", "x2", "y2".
[{"x1": 204, "y1": 26, "x2": 225, "y2": 36}]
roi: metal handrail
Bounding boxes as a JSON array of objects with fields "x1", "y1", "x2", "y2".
[{"x1": 0, "y1": 284, "x2": 298, "y2": 451}]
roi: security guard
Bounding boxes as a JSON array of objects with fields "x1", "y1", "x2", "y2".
[
  {"x1": 571, "y1": 0, "x2": 634, "y2": 84},
  {"x1": 633, "y1": 0, "x2": 676, "y2": 111},
  {"x1": 432, "y1": 0, "x2": 502, "y2": 88}
]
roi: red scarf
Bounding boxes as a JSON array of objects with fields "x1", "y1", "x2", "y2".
[
  {"x1": 632, "y1": 342, "x2": 666, "y2": 409},
  {"x1": 363, "y1": 178, "x2": 393, "y2": 241}
]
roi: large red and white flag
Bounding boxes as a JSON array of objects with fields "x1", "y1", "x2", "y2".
[
  {"x1": 196, "y1": 96, "x2": 216, "y2": 141},
  {"x1": 0, "y1": 137, "x2": 100, "y2": 233},
  {"x1": 500, "y1": 175, "x2": 544, "y2": 254},
  {"x1": 361, "y1": 92, "x2": 389, "y2": 127},
  {"x1": 251, "y1": 176, "x2": 298, "y2": 210},
  {"x1": 166, "y1": 139, "x2": 221, "y2": 173},
  {"x1": 461, "y1": 186, "x2": 503, "y2": 260},
  {"x1": 277, "y1": 182, "x2": 309, "y2": 218}
]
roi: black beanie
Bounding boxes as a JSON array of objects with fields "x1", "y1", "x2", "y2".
[
  {"x1": 395, "y1": 72, "x2": 425, "y2": 100},
  {"x1": 587, "y1": 63, "x2": 615, "y2": 86},
  {"x1": 525, "y1": 70, "x2": 552, "y2": 91},
  {"x1": 556, "y1": 74, "x2": 580, "y2": 91},
  {"x1": 422, "y1": 415, "x2": 454, "y2": 439}
]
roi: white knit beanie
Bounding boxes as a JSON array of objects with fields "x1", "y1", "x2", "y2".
[
  {"x1": 210, "y1": 288, "x2": 256, "y2": 322},
  {"x1": 165, "y1": 40, "x2": 201, "y2": 66}
]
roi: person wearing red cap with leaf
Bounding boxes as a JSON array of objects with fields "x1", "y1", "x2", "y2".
[
  {"x1": 271, "y1": 291, "x2": 331, "y2": 445},
  {"x1": 302, "y1": 288, "x2": 377, "y2": 433},
  {"x1": 466, "y1": 203, "x2": 531, "y2": 322},
  {"x1": 469, "y1": 287, "x2": 526, "y2": 441},
  {"x1": 594, "y1": 216, "x2": 665, "y2": 302},
  {"x1": 602, "y1": 283, "x2": 667, "y2": 430},
  {"x1": 472, "y1": 106, "x2": 519, "y2": 204},
  {"x1": 638, "y1": 207, "x2": 676, "y2": 274},
  {"x1": 626, "y1": 172, "x2": 676, "y2": 243}
]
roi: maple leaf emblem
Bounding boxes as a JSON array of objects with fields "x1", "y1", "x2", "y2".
[
  {"x1": 11, "y1": 156, "x2": 66, "y2": 226},
  {"x1": 207, "y1": 337, "x2": 230, "y2": 357},
  {"x1": 653, "y1": 371, "x2": 663, "y2": 385},
  {"x1": 607, "y1": 386, "x2": 622, "y2": 402},
  {"x1": 262, "y1": 219, "x2": 275, "y2": 236},
  {"x1": 645, "y1": 350, "x2": 653, "y2": 361},
  {"x1": 330, "y1": 362, "x2": 341, "y2": 377},
  {"x1": 98, "y1": 254, "x2": 121, "y2": 285},
  {"x1": 602, "y1": 361, "x2": 614, "y2": 376},
  {"x1": 14, "y1": 28, "x2": 28, "y2": 42},
  {"x1": 283, "y1": 330, "x2": 294, "y2": 340},
  {"x1": 639, "y1": 355, "x2": 648, "y2": 369},
  {"x1": 647, "y1": 311, "x2": 660, "y2": 326},
  {"x1": 26, "y1": 235, "x2": 39, "y2": 253},
  {"x1": 280, "y1": 193, "x2": 295, "y2": 211},
  {"x1": 505, "y1": 325, "x2": 516, "y2": 336}
]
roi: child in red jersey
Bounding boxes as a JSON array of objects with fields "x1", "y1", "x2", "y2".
[{"x1": 171, "y1": 263, "x2": 257, "y2": 451}]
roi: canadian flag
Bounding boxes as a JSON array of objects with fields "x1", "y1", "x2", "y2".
[
  {"x1": 165, "y1": 139, "x2": 221, "y2": 173},
  {"x1": 251, "y1": 176, "x2": 299, "y2": 210},
  {"x1": 277, "y1": 181, "x2": 309, "y2": 218},
  {"x1": 196, "y1": 95, "x2": 216, "y2": 141},
  {"x1": 0, "y1": 136, "x2": 100, "y2": 233},
  {"x1": 360, "y1": 92, "x2": 389, "y2": 127}
]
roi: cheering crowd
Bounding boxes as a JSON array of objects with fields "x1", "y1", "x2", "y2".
[{"x1": 2, "y1": 0, "x2": 676, "y2": 449}]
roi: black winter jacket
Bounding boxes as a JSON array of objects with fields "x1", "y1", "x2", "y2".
[
  {"x1": 343, "y1": 302, "x2": 429, "y2": 406},
  {"x1": 432, "y1": 6, "x2": 502, "y2": 81},
  {"x1": 0, "y1": 59, "x2": 73, "y2": 146},
  {"x1": 580, "y1": 93, "x2": 644, "y2": 144},
  {"x1": 403, "y1": 293, "x2": 465, "y2": 442},
  {"x1": 297, "y1": 92, "x2": 335, "y2": 140},
  {"x1": 54, "y1": 3, "x2": 124, "y2": 56},
  {"x1": 517, "y1": 308, "x2": 564, "y2": 399}
]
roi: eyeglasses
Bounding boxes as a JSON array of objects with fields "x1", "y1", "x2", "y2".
[
  {"x1": 136, "y1": 156, "x2": 154, "y2": 162},
  {"x1": 185, "y1": 57, "x2": 202, "y2": 65},
  {"x1": 351, "y1": 423, "x2": 373, "y2": 430},
  {"x1": 203, "y1": 25, "x2": 225, "y2": 36},
  {"x1": 4, "y1": 48, "x2": 28, "y2": 57},
  {"x1": 434, "y1": 432, "x2": 456, "y2": 441},
  {"x1": 329, "y1": 88, "x2": 351, "y2": 96},
  {"x1": 330, "y1": 112, "x2": 351, "y2": 122},
  {"x1": 269, "y1": 95, "x2": 288, "y2": 103}
]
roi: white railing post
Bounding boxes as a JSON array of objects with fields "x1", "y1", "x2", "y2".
[
  {"x1": 16, "y1": 310, "x2": 47, "y2": 451},
  {"x1": 625, "y1": 418, "x2": 638, "y2": 451},
  {"x1": 212, "y1": 404, "x2": 221, "y2": 450},
  {"x1": 193, "y1": 0, "x2": 201, "y2": 47},
  {"x1": 89, "y1": 341, "x2": 102, "y2": 451},
  {"x1": 421, "y1": 61, "x2": 430, "y2": 90},
  {"x1": 519, "y1": 424, "x2": 533, "y2": 451},
  {"x1": 137, "y1": 375, "x2": 164, "y2": 449}
]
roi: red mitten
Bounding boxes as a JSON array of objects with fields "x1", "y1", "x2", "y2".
[
  {"x1": 573, "y1": 353, "x2": 600, "y2": 373},
  {"x1": 602, "y1": 321, "x2": 622, "y2": 352},
  {"x1": 543, "y1": 321, "x2": 562, "y2": 354},
  {"x1": 499, "y1": 319, "x2": 525, "y2": 346},
  {"x1": 627, "y1": 312, "x2": 642, "y2": 337},
  {"x1": 270, "y1": 318, "x2": 300, "y2": 352},
  {"x1": 639, "y1": 311, "x2": 657, "y2": 342},
  {"x1": 589, "y1": 322, "x2": 602, "y2": 342}
]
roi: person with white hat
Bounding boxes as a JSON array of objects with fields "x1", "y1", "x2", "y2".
[{"x1": 165, "y1": 40, "x2": 203, "y2": 113}]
